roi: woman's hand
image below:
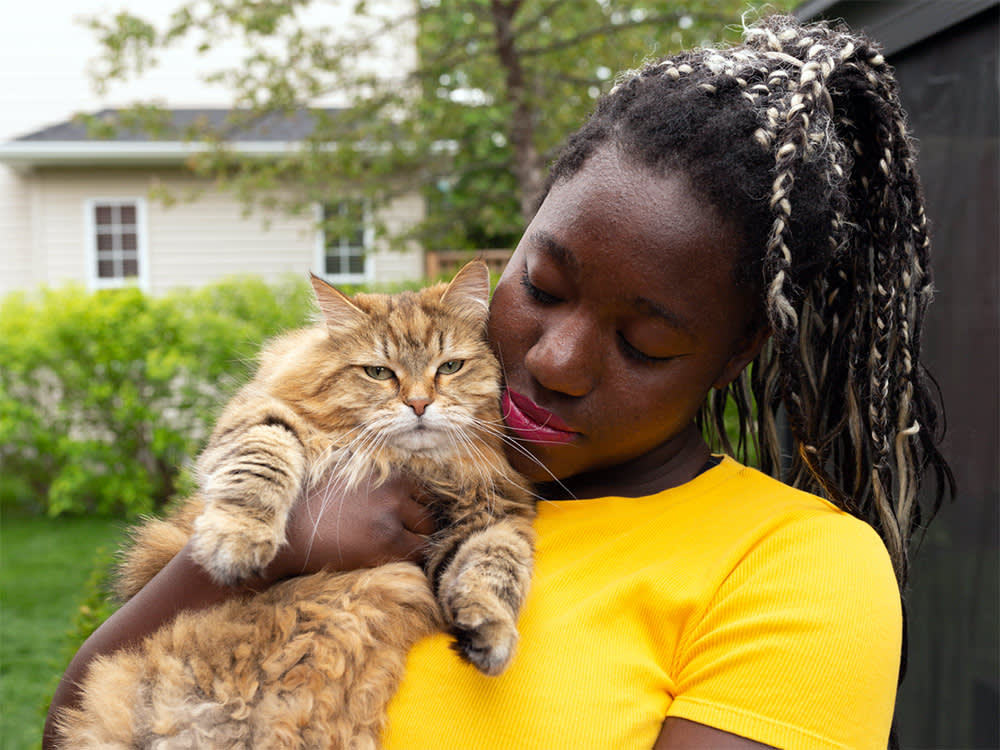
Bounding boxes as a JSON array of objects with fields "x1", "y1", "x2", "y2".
[{"x1": 264, "y1": 472, "x2": 436, "y2": 582}]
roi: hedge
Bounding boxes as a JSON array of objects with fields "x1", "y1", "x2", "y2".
[{"x1": 0, "y1": 276, "x2": 314, "y2": 518}]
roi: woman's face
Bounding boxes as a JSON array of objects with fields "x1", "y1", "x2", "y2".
[{"x1": 488, "y1": 146, "x2": 764, "y2": 497}]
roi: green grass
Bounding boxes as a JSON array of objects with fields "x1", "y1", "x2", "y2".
[{"x1": 1, "y1": 513, "x2": 124, "y2": 750}]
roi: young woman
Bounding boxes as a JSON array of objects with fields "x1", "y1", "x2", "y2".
[{"x1": 45, "y1": 14, "x2": 951, "y2": 749}]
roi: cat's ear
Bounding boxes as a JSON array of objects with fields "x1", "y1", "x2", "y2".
[
  {"x1": 310, "y1": 273, "x2": 366, "y2": 332},
  {"x1": 440, "y1": 261, "x2": 490, "y2": 326}
]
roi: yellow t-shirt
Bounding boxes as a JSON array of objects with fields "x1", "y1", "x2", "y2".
[{"x1": 383, "y1": 457, "x2": 902, "y2": 750}]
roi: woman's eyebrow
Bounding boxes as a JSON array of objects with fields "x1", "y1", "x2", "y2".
[
  {"x1": 530, "y1": 230, "x2": 581, "y2": 273},
  {"x1": 632, "y1": 295, "x2": 694, "y2": 335}
]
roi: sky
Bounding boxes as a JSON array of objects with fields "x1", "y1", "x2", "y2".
[
  {"x1": 0, "y1": 0, "x2": 405, "y2": 143},
  {"x1": 0, "y1": 1, "x2": 227, "y2": 141}
]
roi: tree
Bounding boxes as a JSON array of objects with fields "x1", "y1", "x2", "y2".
[{"x1": 87, "y1": 0, "x2": 796, "y2": 251}]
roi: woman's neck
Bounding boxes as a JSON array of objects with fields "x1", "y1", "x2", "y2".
[{"x1": 536, "y1": 424, "x2": 713, "y2": 501}]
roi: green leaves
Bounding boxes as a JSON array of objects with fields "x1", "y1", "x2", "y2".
[
  {"x1": 0, "y1": 276, "x2": 313, "y2": 518},
  {"x1": 83, "y1": 0, "x2": 796, "y2": 250}
]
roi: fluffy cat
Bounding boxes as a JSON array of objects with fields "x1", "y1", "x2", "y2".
[{"x1": 55, "y1": 261, "x2": 536, "y2": 749}]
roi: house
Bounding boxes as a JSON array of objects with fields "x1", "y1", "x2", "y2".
[
  {"x1": 0, "y1": 108, "x2": 427, "y2": 297},
  {"x1": 794, "y1": 1, "x2": 999, "y2": 747}
]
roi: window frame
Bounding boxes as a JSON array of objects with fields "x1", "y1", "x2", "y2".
[
  {"x1": 313, "y1": 200, "x2": 373, "y2": 285},
  {"x1": 83, "y1": 197, "x2": 150, "y2": 292}
]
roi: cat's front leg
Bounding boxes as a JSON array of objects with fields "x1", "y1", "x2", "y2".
[
  {"x1": 434, "y1": 517, "x2": 534, "y2": 676},
  {"x1": 192, "y1": 415, "x2": 308, "y2": 586}
]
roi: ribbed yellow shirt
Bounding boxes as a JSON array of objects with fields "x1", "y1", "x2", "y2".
[{"x1": 384, "y1": 457, "x2": 902, "y2": 749}]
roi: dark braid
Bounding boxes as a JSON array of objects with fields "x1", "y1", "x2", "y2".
[{"x1": 546, "y1": 14, "x2": 953, "y2": 590}]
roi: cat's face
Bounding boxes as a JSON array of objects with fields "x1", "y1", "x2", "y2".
[
  {"x1": 334, "y1": 291, "x2": 499, "y2": 457},
  {"x1": 274, "y1": 263, "x2": 501, "y2": 462}
]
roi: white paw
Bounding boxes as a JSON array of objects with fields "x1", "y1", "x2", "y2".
[{"x1": 191, "y1": 509, "x2": 284, "y2": 586}]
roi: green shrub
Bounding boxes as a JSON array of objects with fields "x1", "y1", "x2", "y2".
[{"x1": 0, "y1": 275, "x2": 313, "y2": 518}]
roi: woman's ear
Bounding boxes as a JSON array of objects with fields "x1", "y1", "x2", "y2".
[{"x1": 714, "y1": 325, "x2": 771, "y2": 390}]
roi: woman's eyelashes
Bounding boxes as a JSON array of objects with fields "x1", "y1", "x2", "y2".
[
  {"x1": 520, "y1": 269, "x2": 561, "y2": 304},
  {"x1": 618, "y1": 333, "x2": 674, "y2": 364}
]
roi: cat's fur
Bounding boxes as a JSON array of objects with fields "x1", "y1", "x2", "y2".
[{"x1": 56, "y1": 262, "x2": 536, "y2": 749}]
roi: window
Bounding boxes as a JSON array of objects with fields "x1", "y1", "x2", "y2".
[
  {"x1": 318, "y1": 201, "x2": 369, "y2": 282},
  {"x1": 86, "y1": 199, "x2": 148, "y2": 290}
]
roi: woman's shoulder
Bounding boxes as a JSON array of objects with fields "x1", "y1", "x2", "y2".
[
  {"x1": 539, "y1": 456, "x2": 865, "y2": 531},
  {"x1": 686, "y1": 457, "x2": 895, "y2": 570},
  {"x1": 668, "y1": 460, "x2": 903, "y2": 750},
  {"x1": 535, "y1": 455, "x2": 895, "y2": 591}
]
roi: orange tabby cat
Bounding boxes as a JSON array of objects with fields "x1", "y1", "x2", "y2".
[{"x1": 56, "y1": 261, "x2": 535, "y2": 749}]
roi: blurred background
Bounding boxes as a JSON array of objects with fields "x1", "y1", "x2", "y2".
[{"x1": 0, "y1": 1, "x2": 996, "y2": 748}]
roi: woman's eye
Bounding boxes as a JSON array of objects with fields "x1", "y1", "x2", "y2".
[
  {"x1": 521, "y1": 269, "x2": 560, "y2": 304},
  {"x1": 618, "y1": 334, "x2": 671, "y2": 364},
  {"x1": 437, "y1": 360, "x2": 464, "y2": 375},
  {"x1": 363, "y1": 365, "x2": 395, "y2": 380}
]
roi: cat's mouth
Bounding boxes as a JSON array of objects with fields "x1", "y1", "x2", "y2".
[{"x1": 389, "y1": 422, "x2": 450, "y2": 453}]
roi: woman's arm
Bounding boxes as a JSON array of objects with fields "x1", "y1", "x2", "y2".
[
  {"x1": 654, "y1": 718, "x2": 775, "y2": 749},
  {"x1": 42, "y1": 474, "x2": 433, "y2": 749}
]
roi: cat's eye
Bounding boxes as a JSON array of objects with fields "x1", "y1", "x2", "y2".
[
  {"x1": 437, "y1": 360, "x2": 464, "y2": 375},
  {"x1": 363, "y1": 365, "x2": 395, "y2": 380}
]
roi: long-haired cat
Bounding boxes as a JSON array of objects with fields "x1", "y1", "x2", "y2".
[{"x1": 55, "y1": 261, "x2": 536, "y2": 749}]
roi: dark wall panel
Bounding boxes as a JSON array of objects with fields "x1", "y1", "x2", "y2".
[{"x1": 886, "y1": 8, "x2": 999, "y2": 749}]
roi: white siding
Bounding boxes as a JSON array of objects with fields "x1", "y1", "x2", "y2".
[
  {"x1": 372, "y1": 192, "x2": 425, "y2": 282},
  {"x1": 0, "y1": 165, "x2": 424, "y2": 295},
  {"x1": 0, "y1": 166, "x2": 36, "y2": 296},
  {"x1": 141, "y1": 171, "x2": 314, "y2": 294}
]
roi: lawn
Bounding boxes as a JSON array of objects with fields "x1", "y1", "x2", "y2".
[{"x1": 1, "y1": 513, "x2": 124, "y2": 750}]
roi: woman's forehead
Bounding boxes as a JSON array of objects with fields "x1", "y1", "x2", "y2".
[
  {"x1": 534, "y1": 151, "x2": 739, "y2": 280},
  {"x1": 541, "y1": 148, "x2": 735, "y2": 253},
  {"x1": 518, "y1": 147, "x2": 752, "y2": 332}
]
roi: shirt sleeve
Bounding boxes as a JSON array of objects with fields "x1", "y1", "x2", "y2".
[{"x1": 667, "y1": 512, "x2": 903, "y2": 750}]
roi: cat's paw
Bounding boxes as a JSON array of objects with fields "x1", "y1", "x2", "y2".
[
  {"x1": 445, "y1": 595, "x2": 519, "y2": 676},
  {"x1": 435, "y1": 526, "x2": 532, "y2": 676},
  {"x1": 191, "y1": 506, "x2": 285, "y2": 586}
]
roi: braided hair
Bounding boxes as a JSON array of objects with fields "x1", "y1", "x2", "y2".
[{"x1": 546, "y1": 14, "x2": 953, "y2": 591}]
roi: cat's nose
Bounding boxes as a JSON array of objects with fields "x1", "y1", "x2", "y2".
[{"x1": 406, "y1": 397, "x2": 433, "y2": 416}]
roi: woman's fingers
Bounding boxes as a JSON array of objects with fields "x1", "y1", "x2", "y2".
[
  {"x1": 399, "y1": 493, "x2": 436, "y2": 537},
  {"x1": 271, "y1": 471, "x2": 435, "y2": 577}
]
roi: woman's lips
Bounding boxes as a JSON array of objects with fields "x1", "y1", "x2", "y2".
[{"x1": 502, "y1": 389, "x2": 577, "y2": 445}]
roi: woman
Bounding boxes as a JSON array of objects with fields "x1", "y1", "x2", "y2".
[{"x1": 45, "y1": 14, "x2": 951, "y2": 749}]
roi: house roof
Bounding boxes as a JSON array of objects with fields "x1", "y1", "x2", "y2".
[
  {"x1": 0, "y1": 107, "x2": 344, "y2": 171},
  {"x1": 16, "y1": 108, "x2": 336, "y2": 143}
]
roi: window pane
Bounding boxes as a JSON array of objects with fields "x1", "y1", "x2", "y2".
[
  {"x1": 92, "y1": 201, "x2": 140, "y2": 282},
  {"x1": 322, "y1": 200, "x2": 365, "y2": 260},
  {"x1": 348, "y1": 253, "x2": 364, "y2": 274},
  {"x1": 325, "y1": 254, "x2": 343, "y2": 275}
]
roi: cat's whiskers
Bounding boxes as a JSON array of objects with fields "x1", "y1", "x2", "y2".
[
  {"x1": 460, "y1": 419, "x2": 572, "y2": 502},
  {"x1": 339, "y1": 425, "x2": 392, "y2": 490},
  {"x1": 309, "y1": 424, "x2": 386, "y2": 512},
  {"x1": 306, "y1": 471, "x2": 349, "y2": 570},
  {"x1": 306, "y1": 424, "x2": 400, "y2": 566},
  {"x1": 468, "y1": 417, "x2": 575, "y2": 503},
  {"x1": 442, "y1": 428, "x2": 501, "y2": 517}
]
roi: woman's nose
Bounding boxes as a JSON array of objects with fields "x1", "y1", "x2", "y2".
[{"x1": 524, "y1": 310, "x2": 599, "y2": 397}]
